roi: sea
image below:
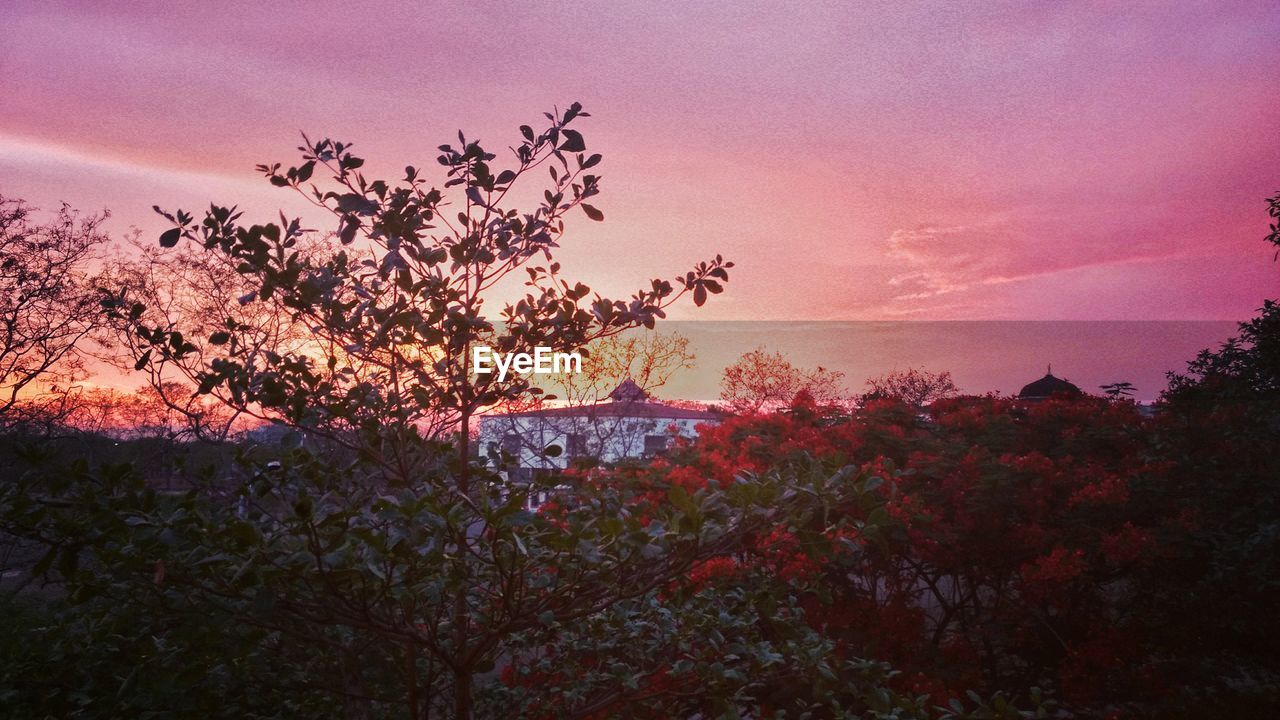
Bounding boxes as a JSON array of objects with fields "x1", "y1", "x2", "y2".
[{"x1": 625, "y1": 321, "x2": 1240, "y2": 404}]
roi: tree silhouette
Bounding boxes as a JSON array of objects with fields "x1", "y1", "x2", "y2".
[{"x1": 0, "y1": 196, "x2": 110, "y2": 425}]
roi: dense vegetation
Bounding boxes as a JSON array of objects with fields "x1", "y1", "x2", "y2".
[{"x1": 643, "y1": 306, "x2": 1280, "y2": 716}]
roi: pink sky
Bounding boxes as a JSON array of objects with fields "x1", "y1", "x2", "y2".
[{"x1": 2, "y1": 0, "x2": 1277, "y2": 320}]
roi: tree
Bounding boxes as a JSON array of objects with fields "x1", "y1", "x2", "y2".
[
  {"x1": 1099, "y1": 381, "x2": 1136, "y2": 399},
  {"x1": 117, "y1": 103, "x2": 732, "y2": 453},
  {"x1": 669, "y1": 389, "x2": 1172, "y2": 711},
  {"x1": 123, "y1": 102, "x2": 738, "y2": 718},
  {"x1": 50, "y1": 382, "x2": 231, "y2": 440},
  {"x1": 2, "y1": 105, "x2": 911, "y2": 720},
  {"x1": 102, "y1": 231, "x2": 318, "y2": 441},
  {"x1": 0, "y1": 196, "x2": 110, "y2": 425},
  {"x1": 861, "y1": 367, "x2": 958, "y2": 408},
  {"x1": 719, "y1": 348, "x2": 847, "y2": 414},
  {"x1": 558, "y1": 331, "x2": 694, "y2": 404},
  {"x1": 1137, "y1": 273, "x2": 1280, "y2": 709},
  {"x1": 1266, "y1": 190, "x2": 1280, "y2": 259}
]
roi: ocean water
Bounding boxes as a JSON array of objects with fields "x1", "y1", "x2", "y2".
[{"x1": 625, "y1": 321, "x2": 1240, "y2": 404}]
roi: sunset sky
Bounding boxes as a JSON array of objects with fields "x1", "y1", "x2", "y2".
[{"x1": 3, "y1": 0, "x2": 1277, "y2": 321}]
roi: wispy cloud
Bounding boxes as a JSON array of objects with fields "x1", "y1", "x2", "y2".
[{"x1": 878, "y1": 207, "x2": 1221, "y2": 316}]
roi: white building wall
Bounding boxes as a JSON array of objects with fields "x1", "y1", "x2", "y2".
[
  {"x1": 476, "y1": 410, "x2": 715, "y2": 510},
  {"x1": 477, "y1": 413, "x2": 712, "y2": 471}
]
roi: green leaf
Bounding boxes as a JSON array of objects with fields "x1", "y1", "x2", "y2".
[{"x1": 668, "y1": 484, "x2": 696, "y2": 515}]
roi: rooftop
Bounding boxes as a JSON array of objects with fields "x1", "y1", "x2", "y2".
[
  {"x1": 491, "y1": 380, "x2": 719, "y2": 421},
  {"x1": 1018, "y1": 367, "x2": 1084, "y2": 400}
]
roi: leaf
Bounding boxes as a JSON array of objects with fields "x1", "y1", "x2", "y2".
[
  {"x1": 335, "y1": 193, "x2": 376, "y2": 215},
  {"x1": 866, "y1": 507, "x2": 890, "y2": 529},
  {"x1": 559, "y1": 129, "x2": 586, "y2": 153},
  {"x1": 693, "y1": 284, "x2": 708, "y2": 307},
  {"x1": 209, "y1": 331, "x2": 231, "y2": 345},
  {"x1": 339, "y1": 216, "x2": 359, "y2": 245},
  {"x1": 668, "y1": 484, "x2": 696, "y2": 515},
  {"x1": 134, "y1": 349, "x2": 151, "y2": 371},
  {"x1": 159, "y1": 228, "x2": 181, "y2": 248},
  {"x1": 582, "y1": 204, "x2": 604, "y2": 222}
]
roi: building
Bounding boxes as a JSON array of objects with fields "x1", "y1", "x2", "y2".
[
  {"x1": 1017, "y1": 367, "x2": 1084, "y2": 402},
  {"x1": 477, "y1": 379, "x2": 720, "y2": 506}
]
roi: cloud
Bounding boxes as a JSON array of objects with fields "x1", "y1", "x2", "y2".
[
  {"x1": 884, "y1": 218, "x2": 1028, "y2": 300},
  {"x1": 879, "y1": 209, "x2": 1208, "y2": 314}
]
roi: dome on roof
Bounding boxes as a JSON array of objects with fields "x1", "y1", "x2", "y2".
[
  {"x1": 607, "y1": 378, "x2": 649, "y2": 402},
  {"x1": 1018, "y1": 369, "x2": 1083, "y2": 400}
]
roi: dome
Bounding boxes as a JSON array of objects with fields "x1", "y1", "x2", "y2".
[
  {"x1": 1018, "y1": 369, "x2": 1083, "y2": 401},
  {"x1": 607, "y1": 378, "x2": 649, "y2": 402}
]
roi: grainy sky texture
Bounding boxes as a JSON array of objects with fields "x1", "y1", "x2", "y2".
[{"x1": 2, "y1": 0, "x2": 1277, "y2": 319}]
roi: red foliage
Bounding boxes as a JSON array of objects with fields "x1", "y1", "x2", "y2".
[{"x1": 639, "y1": 393, "x2": 1179, "y2": 709}]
